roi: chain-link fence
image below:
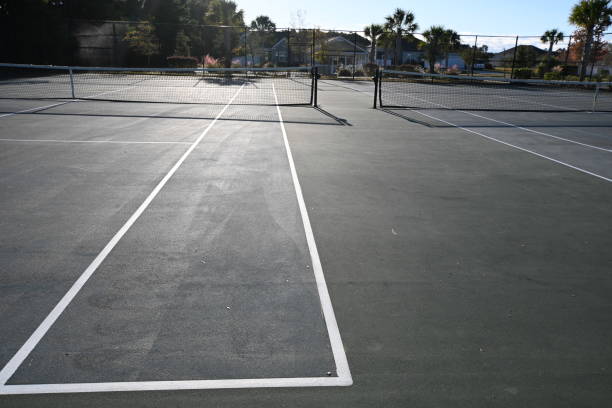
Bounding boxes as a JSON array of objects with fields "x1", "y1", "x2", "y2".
[{"x1": 1, "y1": 18, "x2": 610, "y2": 81}]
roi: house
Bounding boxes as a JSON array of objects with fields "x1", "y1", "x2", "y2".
[
  {"x1": 316, "y1": 36, "x2": 369, "y2": 74},
  {"x1": 490, "y1": 45, "x2": 547, "y2": 68},
  {"x1": 423, "y1": 53, "x2": 467, "y2": 70},
  {"x1": 375, "y1": 36, "x2": 424, "y2": 67}
]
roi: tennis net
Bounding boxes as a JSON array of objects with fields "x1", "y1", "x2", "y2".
[
  {"x1": 376, "y1": 69, "x2": 612, "y2": 112},
  {"x1": 0, "y1": 63, "x2": 317, "y2": 106}
]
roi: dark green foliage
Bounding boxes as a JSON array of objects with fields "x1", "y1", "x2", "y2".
[
  {"x1": 543, "y1": 71, "x2": 563, "y2": 80},
  {"x1": 513, "y1": 68, "x2": 533, "y2": 79},
  {"x1": 363, "y1": 63, "x2": 378, "y2": 76},
  {"x1": 166, "y1": 55, "x2": 199, "y2": 67},
  {"x1": 337, "y1": 68, "x2": 352, "y2": 76}
]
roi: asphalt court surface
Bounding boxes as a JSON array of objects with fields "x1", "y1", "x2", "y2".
[{"x1": 1, "y1": 80, "x2": 612, "y2": 407}]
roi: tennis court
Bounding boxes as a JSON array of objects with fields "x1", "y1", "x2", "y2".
[{"x1": 1, "y1": 64, "x2": 611, "y2": 407}]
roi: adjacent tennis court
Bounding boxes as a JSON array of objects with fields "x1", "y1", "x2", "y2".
[{"x1": 1, "y1": 63, "x2": 611, "y2": 407}]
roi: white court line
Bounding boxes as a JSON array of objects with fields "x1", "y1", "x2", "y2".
[
  {"x1": 0, "y1": 101, "x2": 72, "y2": 119},
  {"x1": 409, "y1": 109, "x2": 612, "y2": 183},
  {"x1": 0, "y1": 86, "x2": 352, "y2": 395},
  {"x1": 0, "y1": 377, "x2": 350, "y2": 395},
  {"x1": 384, "y1": 92, "x2": 612, "y2": 182},
  {"x1": 457, "y1": 110, "x2": 612, "y2": 153},
  {"x1": 272, "y1": 84, "x2": 353, "y2": 385},
  {"x1": 0, "y1": 138, "x2": 191, "y2": 145},
  {"x1": 0, "y1": 85, "x2": 244, "y2": 392}
]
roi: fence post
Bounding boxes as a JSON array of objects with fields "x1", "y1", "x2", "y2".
[
  {"x1": 243, "y1": 26, "x2": 247, "y2": 67},
  {"x1": 470, "y1": 35, "x2": 478, "y2": 76},
  {"x1": 287, "y1": 30, "x2": 291, "y2": 66},
  {"x1": 68, "y1": 68, "x2": 75, "y2": 99},
  {"x1": 352, "y1": 31, "x2": 357, "y2": 80},
  {"x1": 510, "y1": 36, "x2": 519, "y2": 79},
  {"x1": 112, "y1": 23, "x2": 117, "y2": 66},
  {"x1": 312, "y1": 29, "x2": 316, "y2": 67}
]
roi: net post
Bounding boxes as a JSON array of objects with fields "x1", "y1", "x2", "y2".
[
  {"x1": 310, "y1": 66, "x2": 319, "y2": 108},
  {"x1": 510, "y1": 36, "x2": 519, "y2": 79},
  {"x1": 373, "y1": 67, "x2": 379, "y2": 109},
  {"x1": 378, "y1": 68, "x2": 383, "y2": 108},
  {"x1": 592, "y1": 83, "x2": 600, "y2": 112},
  {"x1": 68, "y1": 67, "x2": 75, "y2": 99},
  {"x1": 314, "y1": 66, "x2": 319, "y2": 107}
]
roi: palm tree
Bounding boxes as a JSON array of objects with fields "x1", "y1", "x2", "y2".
[
  {"x1": 206, "y1": 0, "x2": 245, "y2": 68},
  {"x1": 443, "y1": 29, "x2": 461, "y2": 70},
  {"x1": 378, "y1": 31, "x2": 395, "y2": 67},
  {"x1": 568, "y1": 0, "x2": 612, "y2": 80},
  {"x1": 384, "y1": 8, "x2": 418, "y2": 66},
  {"x1": 421, "y1": 26, "x2": 447, "y2": 73},
  {"x1": 540, "y1": 29, "x2": 565, "y2": 61},
  {"x1": 364, "y1": 24, "x2": 384, "y2": 64}
]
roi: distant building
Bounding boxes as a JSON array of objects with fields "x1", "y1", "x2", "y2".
[{"x1": 490, "y1": 45, "x2": 547, "y2": 67}]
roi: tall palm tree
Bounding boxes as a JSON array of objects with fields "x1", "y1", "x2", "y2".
[
  {"x1": 364, "y1": 24, "x2": 384, "y2": 64},
  {"x1": 206, "y1": 0, "x2": 245, "y2": 68},
  {"x1": 568, "y1": 0, "x2": 612, "y2": 80},
  {"x1": 421, "y1": 26, "x2": 447, "y2": 73},
  {"x1": 443, "y1": 29, "x2": 461, "y2": 70},
  {"x1": 378, "y1": 31, "x2": 395, "y2": 67},
  {"x1": 384, "y1": 8, "x2": 418, "y2": 66},
  {"x1": 540, "y1": 29, "x2": 565, "y2": 61}
]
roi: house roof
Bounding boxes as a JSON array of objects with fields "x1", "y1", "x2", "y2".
[{"x1": 490, "y1": 45, "x2": 547, "y2": 59}]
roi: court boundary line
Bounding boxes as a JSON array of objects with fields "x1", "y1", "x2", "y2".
[
  {"x1": 0, "y1": 138, "x2": 192, "y2": 145},
  {"x1": 0, "y1": 377, "x2": 350, "y2": 395},
  {"x1": 409, "y1": 109, "x2": 612, "y2": 183},
  {"x1": 0, "y1": 85, "x2": 352, "y2": 395},
  {"x1": 0, "y1": 101, "x2": 72, "y2": 118},
  {"x1": 457, "y1": 110, "x2": 612, "y2": 153},
  {"x1": 273, "y1": 84, "x2": 353, "y2": 385}
]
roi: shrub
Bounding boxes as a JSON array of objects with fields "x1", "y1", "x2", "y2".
[
  {"x1": 363, "y1": 63, "x2": 378, "y2": 76},
  {"x1": 353, "y1": 70, "x2": 366, "y2": 77},
  {"x1": 535, "y1": 62, "x2": 548, "y2": 77},
  {"x1": 337, "y1": 68, "x2": 352, "y2": 77},
  {"x1": 513, "y1": 68, "x2": 532, "y2": 79},
  {"x1": 565, "y1": 75, "x2": 580, "y2": 82},
  {"x1": 599, "y1": 69, "x2": 610, "y2": 77},
  {"x1": 166, "y1": 56, "x2": 198, "y2": 68},
  {"x1": 446, "y1": 64, "x2": 461, "y2": 75},
  {"x1": 202, "y1": 54, "x2": 221, "y2": 68},
  {"x1": 389, "y1": 64, "x2": 420, "y2": 72},
  {"x1": 543, "y1": 71, "x2": 563, "y2": 81}
]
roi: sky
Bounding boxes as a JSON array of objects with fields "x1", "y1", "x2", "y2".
[{"x1": 237, "y1": 0, "x2": 584, "y2": 51}]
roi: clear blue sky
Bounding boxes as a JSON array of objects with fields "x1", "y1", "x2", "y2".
[{"x1": 238, "y1": 0, "x2": 582, "y2": 50}]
